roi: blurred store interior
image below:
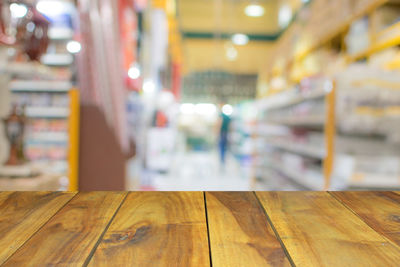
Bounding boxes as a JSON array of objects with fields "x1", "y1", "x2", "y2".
[{"x1": 1, "y1": 0, "x2": 400, "y2": 191}]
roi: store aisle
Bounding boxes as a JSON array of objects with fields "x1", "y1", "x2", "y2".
[{"x1": 147, "y1": 151, "x2": 251, "y2": 191}]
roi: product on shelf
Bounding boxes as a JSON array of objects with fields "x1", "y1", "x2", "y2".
[
  {"x1": 335, "y1": 64, "x2": 400, "y2": 139},
  {"x1": 345, "y1": 17, "x2": 370, "y2": 56},
  {"x1": 3, "y1": 0, "x2": 77, "y2": 182}
]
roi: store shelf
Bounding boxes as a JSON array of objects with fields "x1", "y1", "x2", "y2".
[
  {"x1": 294, "y1": 0, "x2": 389, "y2": 62},
  {"x1": 25, "y1": 106, "x2": 69, "y2": 118},
  {"x1": 10, "y1": 80, "x2": 72, "y2": 92},
  {"x1": 347, "y1": 22, "x2": 400, "y2": 63},
  {"x1": 348, "y1": 173, "x2": 400, "y2": 189},
  {"x1": 40, "y1": 54, "x2": 74, "y2": 66},
  {"x1": 267, "y1": 115, "x2": 325, "y2": 126},
  {"x1": 28, "y1": 132, "x2": 68, "y2": 143},
  {"x1": 1, "y1": 63, "x2": 58, "y2": 79},
  {"x1": 258, "y1": 87, "x2": 328, "y2": 111},
  {"x1": 0, "y1": 173, "x2": 62, "y2": 190},
  {"x1": 263, "y1": 160, "x2": 323, "y2": 190},
  {"x1": 253, "y1": 0, "x2": 400, "y2": 191},
  {"x1": 48, "y1": 27, "x2": 74, "y2": 41},
  {"x1": 265, "y1": 140, "x2": 325, "y2": 159},
  {"x1": 254, "y1": 168, "x2": 302, "y2": 190}
]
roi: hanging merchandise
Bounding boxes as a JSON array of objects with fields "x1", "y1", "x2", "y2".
[
  {"x1": 171, "y1": 63, "x2": 181, "y2": 99},
  {"x1": 77, "y1": 0, "x2": 130, "y2": 152},
  {"x1": 119, "y1": 0, "x2": 141, "y2": 91}
]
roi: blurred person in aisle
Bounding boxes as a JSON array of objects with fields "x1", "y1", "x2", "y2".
[{"x1": 217, "y1": 103, "x2": 232, "y2": 170}]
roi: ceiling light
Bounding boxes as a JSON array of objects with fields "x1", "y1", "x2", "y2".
[
  {"x1": 157, "y1": 90, "x2": 175, "y2": 110},
  {"x1": 244, "y1": 4, "x2": 265, "y2": 17},
  {"x1": 180, "y1": 103, "x2": 195, "y2": 114},
  {"x1": 226, "y1": 46, "x2": 238, "y2": 61},
  {"x1": 10, "y1": 3, "x2": 28, "y2": 18},
  {"x1": 36, "y1": 0, "x2": 65, "y2": 16},
  {"x1": 143, "y1": 80, "x2": 156, "y2": 93},
  {"x1": 222, "y1": 104, "x2": 233, "y2": 116},
  {"x1": 195, "y1": 103, "x2": 217, "y2": 115},
  {"x1": 279, "y1": 4, "x2": 292, "y2": 28},
  {"x1": 232, "y1": 34, "x2": 249, "y2": 46},
  {"x1": 128, "y1": 65, "x2": 141, "y2": 79},
  {"x1": 66, "y1": 41, "x2": 82, "y2": 54}
]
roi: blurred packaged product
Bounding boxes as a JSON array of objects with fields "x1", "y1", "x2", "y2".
[{"x1": 345, "y1": 17, "x2": 371, "y2": 56}]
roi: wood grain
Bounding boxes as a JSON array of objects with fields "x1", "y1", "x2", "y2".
[
  {"x1": 256, "y1": 191, "x2": 400, "y2": 266},
  {"x1": 3, "y1": 191, "x2": 126, "y2": 267},
  {"x1": 206, "y1": 192, "x2": 290, "y2": 266},
  {"x1": 88, "y1": 192, "x2": 210, "y2": 267},
  {"x1": 0, "y1": 191, "x2": 76, "y2": 265},
  {"x1": 331, "y1": 191, "x2": 400, "y2": 247}
]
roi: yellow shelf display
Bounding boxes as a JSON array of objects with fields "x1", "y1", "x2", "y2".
[{"x1": 254, "y1": 0, "x2": 400, "y2": 190}]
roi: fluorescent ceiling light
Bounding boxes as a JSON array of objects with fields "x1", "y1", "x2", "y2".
[
  {"x1": 143, "y1": 80, "x2": 156, "y2": 93},
  {"x1": 226, "y1": 46, "x2": 238, "y2": 61},
  {"x1": 128, "y1": 65, "x2": 141, "y2": 79},
  {"x1": 232, "y1": 34, "x2": 249, "y2": 46},
  {"x1": 222, "y1": 104, "x2": 233, "y2": 116},
  {"x1": 66, "y1": 41, "x2": 81, "y2": 54},
  {"x1": 244, "y1": 4, "x2": 265, "y2": 17},
  {"x1": 180, "y1": 103, "x2": 195, "y2": 114},
  {"x1": 36, "y1": 0, "x2": 65, "y2": 16},
  {"x1": 279, "y1": 4, "x2": 292, "y2": 28},
  {"x1": 195, "y1": 103, "x2": 217, "y2": 115},
  {"x1": 10, "y1": 3, "x2": 28, "y2": 18}
]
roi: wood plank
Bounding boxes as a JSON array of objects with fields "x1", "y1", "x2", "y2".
[
  {"x1": 3, "y1": 191, "x2": 126, "y2": 266},
  {"x1": 206, "y1": 192, "x2": 290, "y2": 266},
  {"x1": 88, "y1": 192, "x2": 210, "y2": 267},
  {"x1": 331, "y1": 191, "x2": 400, "y2": 247},
  {"x1": 0, "y1": 191, "x2": 76, "y2": 265},
  {"x1": 256, "y1": 191, "x2": 400, "y2": 266}
]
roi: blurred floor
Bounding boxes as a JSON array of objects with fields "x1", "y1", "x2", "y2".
[{"x1": 147, "y1": 151, "x2": 251, "y2": 191}]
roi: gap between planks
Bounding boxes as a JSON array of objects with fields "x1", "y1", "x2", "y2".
[
  {"x1": 0, "y1": 192, "x2": 78, "y2": 265},
  {"x1": 328, "y1": 191, "x2": 400, "y2": 250},
  {"x1": 252, "y1": 192, "x2": 296, "y2": 267},
  {"x1": 83, "y1": 192, "x2": 130, "y2": 267},
  {"x1": 203, "y1": 192, "x2": 213, "y2": 267}
]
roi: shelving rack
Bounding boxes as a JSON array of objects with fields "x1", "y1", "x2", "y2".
[
  {"x1": 4, "y1": 1, "x2": 80, "y2": 191},
  {"x1": 254, "y1": 0, "x2": 400, "y2": 190},
  {"x1": 255, "y1": 79, "x2": 335, "y2": 190}
]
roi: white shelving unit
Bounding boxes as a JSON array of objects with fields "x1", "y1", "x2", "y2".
[
  {"x1": 253, "y1": 78, "x2": 331, "y2": 191},
  {"x1": 48, "y1": 27, "x2": 74, "y2": 41},
  {"x1": 10, "y1": 80, "x2": 72, "y2": 92},
  {"x1": 28, "y1": 132, "x2": 68, "y2": 143},
  {"x1": 25, "y1": 106, "x2": 70, "y2": 118},
  {"x1": 40, "y1": 54, "x2": 74, "y2": 66},
  {"x1": 267, "y1": 115, "x2": 325, "y2": 127},
  {"x1": 254, "y1": 74, "x2": 400, "y2": 190},
  {"x1": 264, "y1": 140, "x2": 325, "y2": 159},
  {"x1": 4, "y1": 1, "x2": 77, "y2": 183}
]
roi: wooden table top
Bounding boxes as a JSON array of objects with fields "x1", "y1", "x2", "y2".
[{"x1": 1, "y1": 191, "x2": 400, "y2": 266}]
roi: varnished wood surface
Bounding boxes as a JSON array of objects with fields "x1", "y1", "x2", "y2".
[
  {"x1": 331, "y1": 191, "x2": 400, "y2": 247},
  {"x1": 0, "y1": 191, "x2": 76, "y2": 265},
  {"x1": 206, "y1": 192, "x2": 290, "y2": 266},
  {"x1": 0, "y1": 191, "x2": 399, "y2": 266},
  {"x1": 3, "y1": 192, "x2": 126, "y2": 267},
  {"x1": 89, "y1": 192, "x2": 210, "y2": 267},
  {"x1": 256, "y1": 192, "x2": 400, "y2": 266}
]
